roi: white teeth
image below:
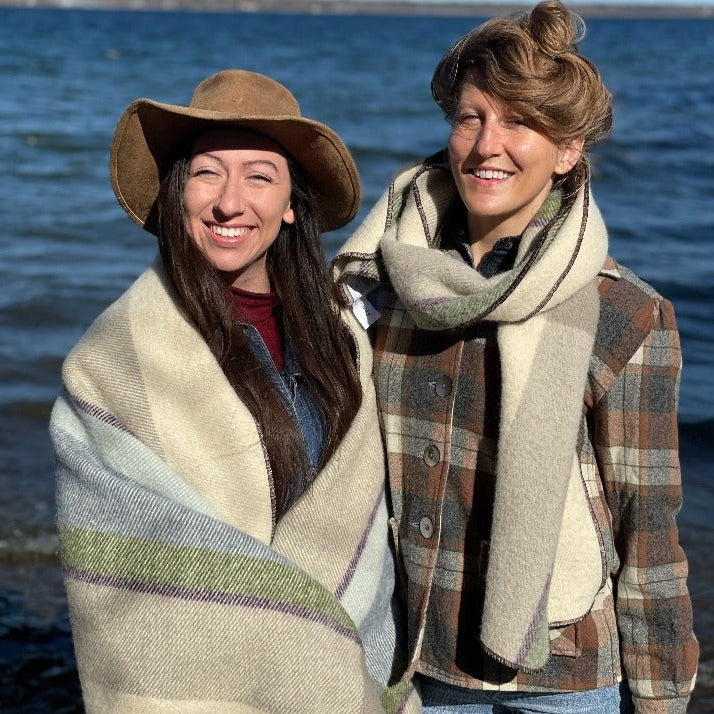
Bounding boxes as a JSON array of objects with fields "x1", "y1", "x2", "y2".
[
  {"x1": 474, "y1": 169, "x2": 511, "y2": 180},
  {"x1": 211, "y1": 226, "x2": 248, "y2": 238}
]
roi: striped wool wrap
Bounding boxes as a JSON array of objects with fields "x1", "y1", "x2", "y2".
[
  {"x1": 334, "y1": 160, "x2": 608, "y2": 672},
  {"x1": 51, "y1": 260, "x2": 420, "y2": 714}
]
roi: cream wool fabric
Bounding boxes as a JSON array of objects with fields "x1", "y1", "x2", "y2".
[
  {"x1": 52, "y1": 259, "x2": 419, "y2": 713},
  {"x1": 64, "y1": 260, "x2": 274, "y2": 541},
  {"x1": 335, "y1": 161, "x2": 608, "y2": 672}
]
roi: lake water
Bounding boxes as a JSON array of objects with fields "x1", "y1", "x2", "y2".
[{"x1": 0, "y1": 6, "x2": 712, "y2": 711}]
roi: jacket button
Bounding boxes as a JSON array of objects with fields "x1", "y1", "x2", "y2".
[
  {"x1": 435, "y1": 375, "x2": 452, "y2": 397},
  {"x1": 419, "y1": 517, "x2": 434, "y2": 539},
  {"x1": 423, "y1": 444, "x2": 440, "y2": 466}
]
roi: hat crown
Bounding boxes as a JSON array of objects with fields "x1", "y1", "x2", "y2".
[{"x1": 190, "y1": 70, "x2": 301, "y2": 118}]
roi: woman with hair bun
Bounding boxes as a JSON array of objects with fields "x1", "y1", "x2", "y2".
[{"x1": 334, "y1": 2, "x2": 698, "y2": 712}]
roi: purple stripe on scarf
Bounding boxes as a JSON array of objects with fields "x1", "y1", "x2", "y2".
[
  {"x1": 65, "y1": 565, "x2": 360, "y2": 644},
  {"x1": 70, "y1": 393, "x2": 136, "y2": 436},
  {"x1": 335, "y1": 484, "x2": 385, "y2": 600}
]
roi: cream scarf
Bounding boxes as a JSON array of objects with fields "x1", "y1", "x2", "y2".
[{"x1": 335, "y1": 160, "x2": 607, "y2": 671}]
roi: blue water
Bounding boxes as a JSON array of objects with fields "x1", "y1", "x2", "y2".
[{"x1": 0, "y1": 7, "x2": 712, "y2": 711}]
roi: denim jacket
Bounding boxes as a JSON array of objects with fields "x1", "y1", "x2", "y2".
[{"x1": 242, "y1": 324, "x2": 325, "y2": 512}]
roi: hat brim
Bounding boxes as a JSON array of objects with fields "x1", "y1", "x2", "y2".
[{"x1": 110, "y1": 98, "x2": 361, "y2": 235}]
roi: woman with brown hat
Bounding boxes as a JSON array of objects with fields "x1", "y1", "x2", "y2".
[{"x1": 50, "y1": 70, "x2": 419, "y2": 713}]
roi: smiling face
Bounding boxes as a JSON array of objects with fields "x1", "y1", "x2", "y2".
[
  {"x1": 448, "y1": 83, "x2": 582, "y2": 248},
  {"x1": 183, "y1": 129, "x2": 295, "y2": 292}
]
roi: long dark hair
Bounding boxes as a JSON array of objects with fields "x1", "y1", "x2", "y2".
[{"x1": 156, "y1": 147, "x2": 362, "y2": 519}]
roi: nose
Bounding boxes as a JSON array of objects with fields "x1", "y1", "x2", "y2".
[
  {"x1": 213, "y1": 173, "x2": 245, "y2": 218},
  {"x1": 473, "y1": 121, "x2": 503, "y2": 158}
]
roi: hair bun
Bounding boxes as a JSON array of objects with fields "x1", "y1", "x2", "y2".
[{"x1": 527, "y1": 0, "x2": 585, "y2": 59}]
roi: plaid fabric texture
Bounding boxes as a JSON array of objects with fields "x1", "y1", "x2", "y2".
[{"x1": 370, "y1": 257, "x2": 697, "y2": 710}]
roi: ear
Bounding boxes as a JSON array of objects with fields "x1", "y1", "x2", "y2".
[
  {"x1": 282, "y1": 202, "x2": 296, "y2": 225},
  {"x1": 554, "y1": 137, "x2": 585, "y2": 176}
]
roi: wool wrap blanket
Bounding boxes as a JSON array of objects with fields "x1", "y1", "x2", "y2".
[{"x1": 51, "y1": 260, "x2": 420, "y2": 713}]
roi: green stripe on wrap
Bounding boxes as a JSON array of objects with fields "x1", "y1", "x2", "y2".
[{"x1": 59, "y1": 523, "x2": 357, "y2": 633}]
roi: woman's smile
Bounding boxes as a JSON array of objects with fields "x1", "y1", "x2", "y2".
[
  {"x1": 208, "y1": 223, "x2": 253, "y2": 240},
  {"x1": 469, "y1": 167, "x2": 514, "y2": 182}
]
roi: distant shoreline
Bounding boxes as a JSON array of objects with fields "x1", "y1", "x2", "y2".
[{"x1": 2, "y1": 0, "x2": 713, "y2": 18}]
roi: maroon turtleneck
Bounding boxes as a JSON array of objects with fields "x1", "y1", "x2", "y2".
[{"x1": 227, "y1": 286, "x2": 284, "y2": 373}]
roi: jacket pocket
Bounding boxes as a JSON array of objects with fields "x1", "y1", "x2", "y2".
[{"x1": 549, "y1": 621, "x2": 581, "y2": 658}]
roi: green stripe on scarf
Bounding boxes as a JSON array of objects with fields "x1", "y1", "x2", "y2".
[
  {"x1": 381, "y1": 679, "x2": 412, "y2": 714},
  {"x1": 59, "y1": 523, "x2": 357, "y2": 632}
]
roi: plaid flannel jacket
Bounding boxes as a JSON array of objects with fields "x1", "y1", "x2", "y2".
[{"x1": 369, "y1": 257, "x2": 698, "y2": 713}]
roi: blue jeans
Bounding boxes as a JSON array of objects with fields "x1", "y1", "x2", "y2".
[{"x1": 419, "y1": 676, "x2": 635, "y2": 714}]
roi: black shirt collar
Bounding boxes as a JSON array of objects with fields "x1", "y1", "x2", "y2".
[{"x1": 438, "y1": 200, "x2": 521, "y2": 277}]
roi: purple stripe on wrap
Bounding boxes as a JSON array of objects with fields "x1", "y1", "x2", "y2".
[
  {"x1": 335, "y1": 484, "x2": 385, "y2": 600},
  {"x1": 70, "y1": 393, "x2": 137, "y2": 436},
  {"x1": 64, "y1": 565, "x2": 360, "y2": 643}
]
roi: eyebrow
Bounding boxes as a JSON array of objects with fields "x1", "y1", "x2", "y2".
[
  {"x1": 191, "y1": 153, "x2": 283, "y2": 174},
  {"x1": 242, "y1": 158, "x2": 281, "y2": 173}
]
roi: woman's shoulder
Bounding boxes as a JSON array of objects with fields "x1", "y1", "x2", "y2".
[
  {"x1": 589, "y1": 256, "x2": 678, "y2": 396},
  {"x1": 596, "y1": 255, "x2": 673, "y2": 331},
  {"x1": 71, "y1": 261, "x2": 162, "y2": 339},
  {"x1": 69, "y1": 260, "x2": 178, "y2": 348},
  {"x1": 598, "y1": 256, "x2": 666, "y2": 302},
  {"x1": 61, "y1": 260, "x2": 191, "y2": 396}
]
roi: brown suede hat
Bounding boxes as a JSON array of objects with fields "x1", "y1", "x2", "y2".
[{"x1": 110, "y1": 69, "x2": 361, "y2": 235}]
